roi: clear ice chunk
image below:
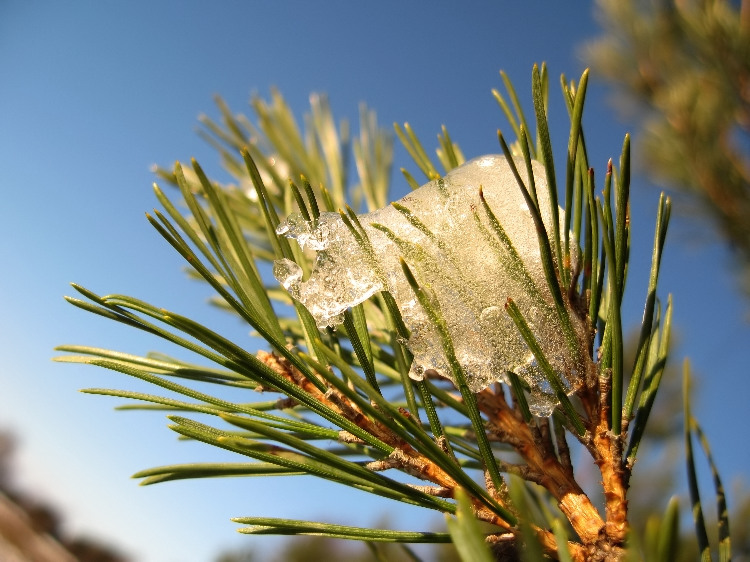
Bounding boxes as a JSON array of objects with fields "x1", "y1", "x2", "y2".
[{"x1": 274, "y1": 155, "x2": 582, "y2": 415}]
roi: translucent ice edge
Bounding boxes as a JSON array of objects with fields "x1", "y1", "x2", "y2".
[{"x1": 274, "y1": 155, "x2": 581, "y2": 416}]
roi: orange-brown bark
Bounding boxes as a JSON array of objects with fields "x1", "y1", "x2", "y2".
[
  {"x1": 257, "y1": 352, "x2": 467, "y2": 493},
  {"x1": 592, "y1": 415, "x2": 629, "y2": 543},
  {"x1": 477, "y1": 387, "x2": 608, "y2": 548},
  {"x1": 259, "y1": 350, "x2": 632, "y2": 559}
]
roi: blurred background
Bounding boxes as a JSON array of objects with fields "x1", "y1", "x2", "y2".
[{"x1": 1, "y1": 1, "x2": 748, "y2": 560}]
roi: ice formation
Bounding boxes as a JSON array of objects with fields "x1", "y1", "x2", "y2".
[{"x1": 273, "y1": 155, "x2": 581, "y2": 415}]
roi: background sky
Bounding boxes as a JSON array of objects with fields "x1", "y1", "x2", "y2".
[{"x1": 1, "y1": 2, "x2": 748, "y2": 561}]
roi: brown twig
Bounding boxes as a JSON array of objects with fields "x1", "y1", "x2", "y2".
[{"x1": 477, "y1": 386, "x2": 607, "y2": 547}]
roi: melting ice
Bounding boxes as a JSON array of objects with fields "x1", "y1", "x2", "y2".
[{"x1": 273, "y1": 155, "x2": 581, "y2": 415}]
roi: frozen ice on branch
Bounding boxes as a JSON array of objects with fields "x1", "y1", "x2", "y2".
[{"x1": 274, "y1": 155, "x2": 582, "y2": 415}]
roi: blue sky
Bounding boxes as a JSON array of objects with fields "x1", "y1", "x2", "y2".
[{"x1": 1, "y1": 2, "x2": 748, "y2": 561}]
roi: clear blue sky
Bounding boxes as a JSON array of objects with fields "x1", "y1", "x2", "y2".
[{"x1": 1, "y1": 2, "x2": 748, "y2": 561}]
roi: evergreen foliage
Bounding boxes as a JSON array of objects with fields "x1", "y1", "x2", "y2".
[{"x1": 56, "y1": 65, "x2": 732, "y2": 560}]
